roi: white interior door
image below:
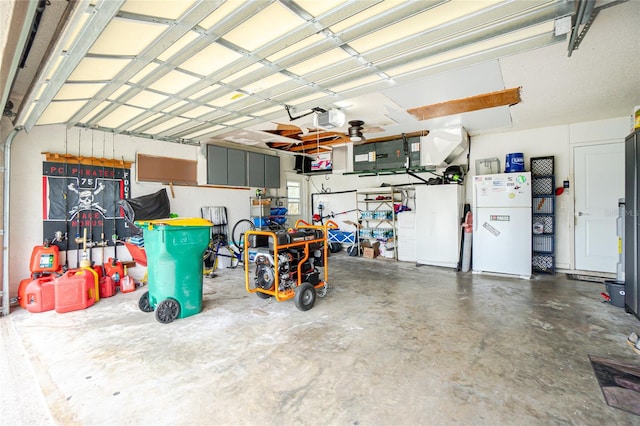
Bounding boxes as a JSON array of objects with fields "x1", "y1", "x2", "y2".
[{"x1": 574, "y1": 142, "x2": 624, "y2": 272}]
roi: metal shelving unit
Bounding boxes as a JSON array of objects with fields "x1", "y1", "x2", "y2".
[
  {"x1": 356, "y1": 187, "x2": 402, "y2": 259},
  {"x1": 531, "y1": 156, "x2": 555, "y2": 274},
  {"x1": 250, "y1": 195, "x2": 288, "y2": 229}
]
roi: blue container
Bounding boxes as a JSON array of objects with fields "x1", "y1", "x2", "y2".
[{"x1": 505, "y1": 152, "x2": 525, "y2": 173}]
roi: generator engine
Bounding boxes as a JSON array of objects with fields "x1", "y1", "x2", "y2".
[{"x1": 254, "y1": 247, "x2": 321, "y2": 293}]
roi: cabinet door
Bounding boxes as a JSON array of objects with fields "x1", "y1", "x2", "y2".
[
  {"x1": 264, "y1": 155, "x2": 280, "y2": 188},
  {"x1": 228, "y1": 148, "x2": 246, "y2": 186},
  {"x1": 375, "y1": 140, "x2": 405, "y2": 170},
  {"x1": 353, "y1": 144, "x2": 376, "y2": 171},
  {"x1": 247, "y1": 152, "x2": 265, "y2": 187},
  {"x1": 207, "y1": 145, "x2": 228, "y2": 185}
]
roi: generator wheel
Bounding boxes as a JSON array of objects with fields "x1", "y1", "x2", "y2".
[
  {"x1": 138, "y1": 291, "x2": 153, "y2": 312},
  {"x1": 155, "y1": 298, "x2": 180, "y2": 323},
  {"x1": 256, "y1": 291, "x2": 272, "y2": 299},
  {"x1": 294, "y1": 282, "x2": 316, "y2": 311}
]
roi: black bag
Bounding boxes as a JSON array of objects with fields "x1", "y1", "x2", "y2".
[{"x1": 118, "y1": 188, "x2": 171, "y2": 235}]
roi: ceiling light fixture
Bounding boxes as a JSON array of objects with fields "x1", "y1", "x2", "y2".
[{"x1": 348, "y1": 120, "x2": 364, "y2": 142}]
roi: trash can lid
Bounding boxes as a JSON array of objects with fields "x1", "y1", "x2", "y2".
[{"x1": 136, "y1": 217, "x2": 212, "y2": 229}]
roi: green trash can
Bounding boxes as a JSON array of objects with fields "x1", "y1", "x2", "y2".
[{"x1": 135, "y1": 218, "x2": 212, "y2": 323}]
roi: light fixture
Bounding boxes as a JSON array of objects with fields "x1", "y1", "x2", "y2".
[{"x1": 348, "y1": 120, "x2": 364, "y2": 142}]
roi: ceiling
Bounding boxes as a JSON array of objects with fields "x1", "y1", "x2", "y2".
[{"x1": 3, "y1": 0, "x2": 639, "y2": 156}]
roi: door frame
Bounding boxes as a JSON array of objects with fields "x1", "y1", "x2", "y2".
[
  {"x1": 285, "y1": 171, "x2": 308, "y2": 224},
  {"x1": 570, "y1": 138, "x2": 624, "y2": 273}
]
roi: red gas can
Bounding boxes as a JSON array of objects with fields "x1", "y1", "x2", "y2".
[
  {"x1": 93, "y1": 264, "x2": 104, "y2": 280},
  {"x1": 18, "y1": 278, "x2": 31, "y2": 308},
  {"x1": 29, "y1": 245, "x2": 61, "y2": 274},
  {"x1": 54, "y1": 270, "x2": 96, "y2": 313},
  {"x1": 99, "y1": 276, "x2": 116, "y2": 298},
  {"x1": 104, "y1": 258, "x2": 124, "y2": 282},
  {"x1": 25, "y1": 276, "x2": 56, "y2": 313}
]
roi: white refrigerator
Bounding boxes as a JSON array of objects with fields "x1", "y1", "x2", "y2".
[
  {"x1": 472, "y1": 172, "x2": 532, "y2": 278},
  {"x1": 415, "y1": 184, "x2": 464, "y2": 268}
]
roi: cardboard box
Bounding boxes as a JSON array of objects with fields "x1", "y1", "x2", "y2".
[{"x1": 361, "y1": 240, "x2": 380, "y2": 258}]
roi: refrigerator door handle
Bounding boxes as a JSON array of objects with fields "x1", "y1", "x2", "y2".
[{"x1": 473, "y1": 188, "x2": 478, "y2": 231}]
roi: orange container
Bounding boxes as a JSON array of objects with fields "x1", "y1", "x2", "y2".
[
  {"x1": 93, "y1": 264, "x2": 104, "y2": 280},
  {"x1": 104, "y1": 258, "x2": 124, "y2": 281},
  {"x1": 18, "y1": 278, "x2": 31, "y2": 308},
  {"x1": 125, "y1": 243, "x2": 147, "y2": 267},
  {"x1": 25, "y1": 276, "x2": 56, "y2": 313},
  {"x1": 29, "y1": 245, "x2": 61, "y2": 274},
  {"x1": 54, "y1": 270, "x2": 96, "y2": 313},
  {"x1": 99, "y1": 276, "x2": 116, "y2": 298},
  {"x1": 120, "y1": 265, "x2": 135, "y2": 293}
]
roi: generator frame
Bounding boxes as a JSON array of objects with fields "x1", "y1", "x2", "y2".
[{"x1": 244, "y1": 219, "x2": 338, "y2": 310}]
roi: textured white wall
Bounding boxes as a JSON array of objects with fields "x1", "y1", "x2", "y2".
[
  {"x1": 306, "y1": 116, "x2": 632, "y2": 271},
  {"x1": 7, "y1": 124, "x2": 289, "y2": 293}
]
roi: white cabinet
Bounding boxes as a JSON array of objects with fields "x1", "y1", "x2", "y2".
[
  {"x1": 396, "y1": 211, "x2": 416, "y2": 262},
  {"x1": 415, "y1": 184, "x2": 464, "y2": 269}
]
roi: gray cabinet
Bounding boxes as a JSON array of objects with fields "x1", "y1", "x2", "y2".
[
  {"x1": 264, "y1": 154, "x2": 281, "y2": 188},
  {"x1": 207, "y1": 146, "x2": 279, "y2": 188},
  {"x1": 228, "y1": 148, "x2": 247, "y2": 186},
  {"x1": 207, "y1": 145, "x2": 229, "y2": 185},
  {"x1": 208, "y1": 145, "x2": 247, "y2": 186},
  {"x1": 248, "y1": 152, "x2": 266, "y2": 187},
  {"x1": 248, "y1": 152, "x2": 280, "y2": 188}
]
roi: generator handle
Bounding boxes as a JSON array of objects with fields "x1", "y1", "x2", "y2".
[{"x1": 324, "y1": 220, "x2": 339, "y2": 230}]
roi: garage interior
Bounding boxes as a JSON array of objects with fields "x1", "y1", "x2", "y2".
[{"x1": 1, "y1": 0, "x2": 640, "y2": 424}]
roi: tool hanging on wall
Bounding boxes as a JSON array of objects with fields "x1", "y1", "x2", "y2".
[
  {"x1": 75, "y1": 128, "x2": 82, "y2": 268},
  {"x1": 63, "y1": 127, "x2": 70, "y2": 270},
  {"x1": 88, "y1": 129, "x2": 95, "y2": 265},
  {"x1": 97, "y1": 131, "x2": 107, "y2": 274},
  {"x1": 111, "y1": 132, "x2": 118, "y2": 264}
]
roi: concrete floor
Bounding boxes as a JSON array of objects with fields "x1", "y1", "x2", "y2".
[{"x1": 2, "y1": 253, "x2": 640, "y2": 425}]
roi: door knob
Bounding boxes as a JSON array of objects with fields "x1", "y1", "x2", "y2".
[{"x1": 577, "y1": 212, "x2": 589, "y2": 216}]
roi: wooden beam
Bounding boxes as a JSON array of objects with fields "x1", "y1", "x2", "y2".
[
  {"x1": 298, "y1": 131, "x2": 346, "y2": 142},
  {"x1": 407, "y1": 87, "x2": 521, "y2": 121},
  {"x1": 364, "y1": 131, "x2": 427, "y2": 144},
  {"x1": 286, "y1": 136, "x2": 351, "y2": 152},
  {"x1": 42, "y1": 152, "x2": 133, "y2": 168}
]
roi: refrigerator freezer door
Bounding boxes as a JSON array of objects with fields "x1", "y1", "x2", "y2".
[
  {"x1": 473, "y1": 172, "x2": 532, "y2": 208},
  {"x1": 472, "y1": 206, "x2": 532, "y2": 277},
  {"x1": 415, "y1": 185, "x2": 464, "y2": 268}
]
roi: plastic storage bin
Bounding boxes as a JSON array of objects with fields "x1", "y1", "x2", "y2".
[{"x1": 136, "y1": 218, "x2": 212, "y2": 323}]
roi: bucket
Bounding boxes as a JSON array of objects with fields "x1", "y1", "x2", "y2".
[
  {"x1": 505, "y1": 153, "x2": 525, "y2": 173},
  {"x1": 605, "y1": 280, "x2": 625, "y2": 308}
]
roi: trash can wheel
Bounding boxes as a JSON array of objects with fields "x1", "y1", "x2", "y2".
[
  {"x1": 138, "y1": 291, "x2": 153, "y2": 313},
  {"x1": 294, "y1": 282, "x2": 316, "y2": 311},
  {"x1": 155, "y1": 298, "x2": 181, "y2": 323}
]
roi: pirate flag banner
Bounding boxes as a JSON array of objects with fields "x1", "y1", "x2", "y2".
[{"x1": 43, "y1": 161, "x2": 131, "y2": 251}]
